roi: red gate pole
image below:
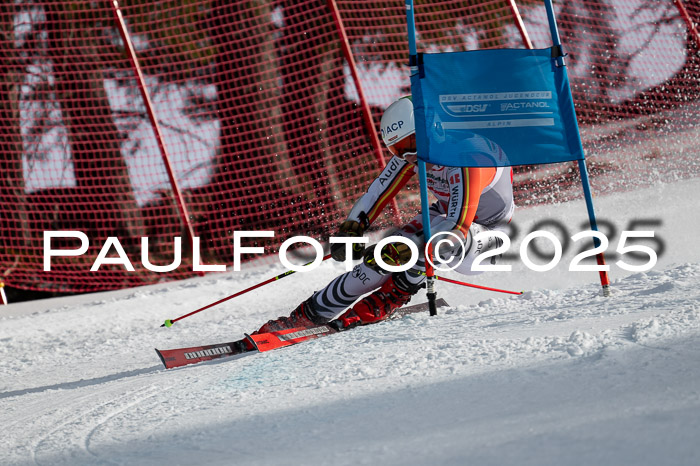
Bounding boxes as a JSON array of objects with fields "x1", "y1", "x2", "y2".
[
  {"x1": 109, "y1": 0, "x2": 197, "y2": 255},
  {"x1": 508, "y1": 0, "x2": 534, "y2": 49},
  {"x1": 0, "y1": 280, "x2": 7, "y2": 305},
  {"x1": 673, "y1": 0, "x2": 700, "y2": 49},
  {"x1": 327, "y1": 0, "x2": 401, "y2": 222}
]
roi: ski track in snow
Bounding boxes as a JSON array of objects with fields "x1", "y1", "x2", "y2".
[{"x1": 2, "y1": 179, "x2": 700, "y2": 465}]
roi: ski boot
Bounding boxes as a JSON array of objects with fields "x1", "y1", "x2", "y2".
[{"x1": 330, "y1": 274, "x2": 423, "y2": 331}]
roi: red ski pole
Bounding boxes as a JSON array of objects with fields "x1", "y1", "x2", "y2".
[
  {"x1": 411, "y1": 268, "x2": 523, "y2": 295},
  {"x1": 434, "y1": 275, "x2": 523, "y2": 295},
  {"x1": 162, "y1": 254, "x2": 332, "y2": 327}
]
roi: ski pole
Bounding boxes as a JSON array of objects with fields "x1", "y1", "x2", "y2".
[
  {"x1": 434, "y1": 275, "x2": 523, "y2": 295},
  {"x1": 162, "y1": 254, "x2": 332, "y2": 327},
  {"x1": 412, "y1": 269, "x2": 523, "y2": 295}
]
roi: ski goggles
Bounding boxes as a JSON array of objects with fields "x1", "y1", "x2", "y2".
[{"x1": 387, "y1": 135, "x2": 417, "y2": 160}]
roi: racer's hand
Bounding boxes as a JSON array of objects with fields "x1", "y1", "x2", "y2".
[
  {"x1": 330, "y1": 216, "x2": 368, "y2": 262},
  {"x1": 362, "y1": 241, "x2": 414, "y2": 275}
]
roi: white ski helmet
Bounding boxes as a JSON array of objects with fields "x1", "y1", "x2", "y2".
[{"x1": 380, "y1": 96, "x2": 414, "y2": 147}]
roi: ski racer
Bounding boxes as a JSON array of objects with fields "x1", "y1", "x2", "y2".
[{"x1": 256, "y1": 96, "x2": 514, "y2": 333}]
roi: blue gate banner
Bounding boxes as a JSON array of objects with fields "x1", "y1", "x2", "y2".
[{"x1": 411, "y1": 47, "x2": 584, "y2": 167}]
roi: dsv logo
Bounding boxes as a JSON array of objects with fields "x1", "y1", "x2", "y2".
[{"x1": 443, "y1": 104, "x2": 489, "y2": 116}]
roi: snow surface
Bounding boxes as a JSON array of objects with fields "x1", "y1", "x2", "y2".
[{"x1": 2, "y1": 178, "x2": 700, "y2": 465}]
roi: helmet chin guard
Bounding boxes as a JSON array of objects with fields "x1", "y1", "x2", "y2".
[{"x1": 380, "y1": 96, "x2": 414, "y2": 147}]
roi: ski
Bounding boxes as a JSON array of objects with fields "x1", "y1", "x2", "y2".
[
  {"x1": 156, "y1": 298, "x2": 449, "y2": 369},
  {"x1": 155, "y1": 337, "x2": 255, "y2": 369}
]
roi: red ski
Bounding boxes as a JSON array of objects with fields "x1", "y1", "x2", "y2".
[{"x1": 155, "y1": 298, "x2": 448, "y2": 369}]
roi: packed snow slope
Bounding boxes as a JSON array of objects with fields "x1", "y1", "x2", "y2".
[{"x1": 2, "y1": 178, "x2": 700, "y2": 466}]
